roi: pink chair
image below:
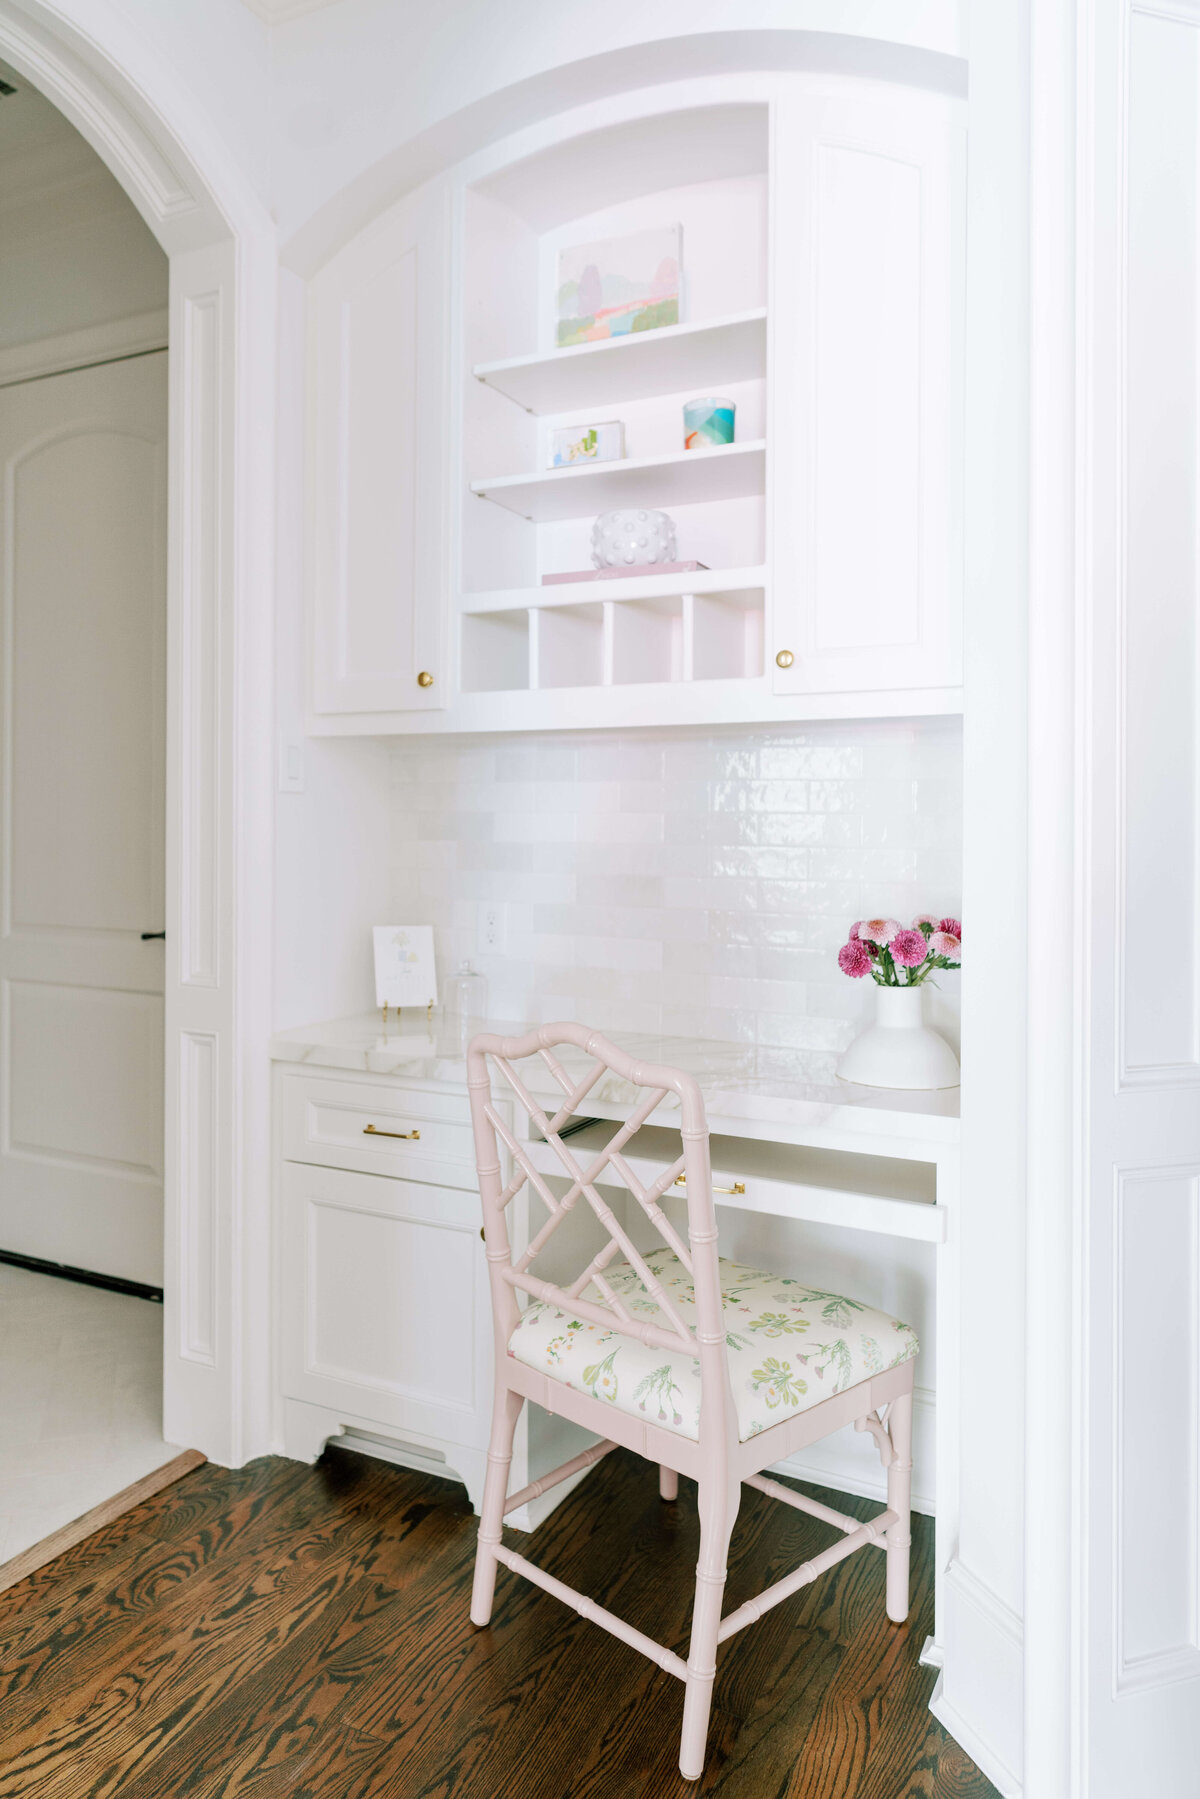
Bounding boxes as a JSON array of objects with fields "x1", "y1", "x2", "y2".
[{"x1": 467, "y1": 1023, "x2": 918, "y2": 1782}]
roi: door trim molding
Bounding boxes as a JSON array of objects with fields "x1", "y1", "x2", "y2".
[{"x1": 0, "y1": 4, "x2": 276, "y2": 1466}]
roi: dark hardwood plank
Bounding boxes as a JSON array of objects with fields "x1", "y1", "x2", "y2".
[
  {"x1": 0, "y1": 1461, "x2": 444, "y2": 1794},
  {"x1": 0, "y1": 1446, "x2": 1000, "y2": 1799}
]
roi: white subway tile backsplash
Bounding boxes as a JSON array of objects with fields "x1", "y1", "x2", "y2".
[{"x1": 389, "y1": 718, "x2": 962, "y2": 1080}]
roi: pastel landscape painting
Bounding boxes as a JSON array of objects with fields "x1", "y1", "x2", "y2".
[{"x1": 556, "y1": 224, "x2": 681, "y2": 347}]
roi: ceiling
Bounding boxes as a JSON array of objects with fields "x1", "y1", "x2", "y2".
[
  {"x1": 239, "y1": 0, "x2": 345, "y2": 22},
  {"x1": 0, "y1": 58, "x2": 113, "y2": 216}
]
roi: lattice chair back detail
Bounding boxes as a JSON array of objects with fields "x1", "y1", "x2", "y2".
[
  {"x1": 466, "y1": 1023, "x2": 918, "y2": 1783},
  {"x1": 469, "y1": 1024, "x2": 734, "y2": 1431}
]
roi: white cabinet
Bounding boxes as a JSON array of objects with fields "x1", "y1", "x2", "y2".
[
  {"x1": 305, "y1": 79, "x2": 964, "y2": 734},
  {"x1": 308, "y1": 180, "x2": 450, "y2": 719},
  {"x1": 278, "y1": 1070, "x2": 493, "y2": 1498},
  {"x1": 770, "y1": 95, "x2": 964, "y2": 699}
]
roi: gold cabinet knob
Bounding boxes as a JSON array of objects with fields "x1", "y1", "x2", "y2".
[
  {"x1": 417, "y1": 670, "x2": 434, "y2": 688},
  {"x1": 775, "y1": 649, "x2": 794, "y2": 669}
]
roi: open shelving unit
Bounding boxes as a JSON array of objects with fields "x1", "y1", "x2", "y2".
[
  {"x1": 459, "y1": 103, "x2": 770, "y2": 694},
  {"x1": 306, "y1": 83, "x2": 965, "y2": 733}
]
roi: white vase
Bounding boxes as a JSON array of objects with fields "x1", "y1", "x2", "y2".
[{"x1": 836, "y1": 985, "x2": 960, "y2": 1090}]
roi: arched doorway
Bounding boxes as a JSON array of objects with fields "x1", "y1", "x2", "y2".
[{"x1": 0, "y1": 2, "x2": 275, "y2": 1468}]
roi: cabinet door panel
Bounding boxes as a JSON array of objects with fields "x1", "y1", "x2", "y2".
[
  {"x1": 309, "y1": 182, "x2": 450, "y2": 715},
  {"x1": 771, "y1": 95, "x2": 963, "y2": 696},
  {"x1": 281, "y1": 1162, "x2": 489, "y2": 1450}
]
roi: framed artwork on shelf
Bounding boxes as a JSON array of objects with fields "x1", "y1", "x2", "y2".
[
  {"x1": 373, "y1": 924, "x2": 438, "y2": 1010},
  {"x1": 549, "y1": 420, "x2": 625, "y2": 467},
  {"x1": 555, "y1": 224, "x2": 681, "y2": 348}
]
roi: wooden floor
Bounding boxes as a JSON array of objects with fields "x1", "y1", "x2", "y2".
[{"x1": 0, "y1": 1446, "x2": 998, "y2": 1798}]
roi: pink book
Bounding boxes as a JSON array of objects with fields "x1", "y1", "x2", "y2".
[{"x1": 541, "y1": 560, "x2": 709, "y2": 585}]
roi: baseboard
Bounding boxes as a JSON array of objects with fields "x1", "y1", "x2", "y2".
[
  {"x1": 930, "y1": 1675, "x2": 1022, "y2": 1799},
  {"x1": 931, "y1": 1558, "x2": 1024, "y2": 1798},
  {"x1": 0, "y1": 1449, "x2": 205, "y2": 1595}
]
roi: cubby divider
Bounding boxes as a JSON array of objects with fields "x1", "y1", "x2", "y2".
[{"x1": 459, "y1": 578, "x2": 765, "y2": 697}]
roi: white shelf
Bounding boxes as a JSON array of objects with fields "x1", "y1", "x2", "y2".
[
  {"x1": 459, "y1": 564, "x2": 767, "y2": 614},
  {"x1": 471, "y1": 440, "x2": 766, "y2": 523},
  {"x1": 472, "y1": 309, "x2": 768, "y2": 415}
]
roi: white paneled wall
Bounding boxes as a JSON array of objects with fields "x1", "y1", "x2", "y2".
[{"x1": 389, "y1": 717, "x2": 962, "y2": 1078}]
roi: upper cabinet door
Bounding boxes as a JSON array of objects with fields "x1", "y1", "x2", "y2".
[
  {"x1": 770, "y1": 95, "x2": 964, "y2": 698},
  {"x1": 309, "y1": 181, "x2": 450, "y2": 717}
]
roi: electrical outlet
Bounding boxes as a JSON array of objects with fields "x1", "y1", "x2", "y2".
[{"x1": 478, "y1": 902, "x2": 506, "y2": 954}]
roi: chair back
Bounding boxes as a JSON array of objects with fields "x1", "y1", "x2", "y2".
[{"x1": 466, "y1": 1023, "x2": 736, "y2": 1448}]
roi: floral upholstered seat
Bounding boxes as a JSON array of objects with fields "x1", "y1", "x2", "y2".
[{"x1": 507, "y1": 1246, "x2": 919, "y2": 1443}]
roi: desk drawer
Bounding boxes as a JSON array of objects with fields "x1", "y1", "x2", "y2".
[
  {"x1": 521, "y1": 1121, "x2": 944, "y2": 1243},
  {"x1": 281, "y1": 1074, "x2": 504, "y2": 1188}
]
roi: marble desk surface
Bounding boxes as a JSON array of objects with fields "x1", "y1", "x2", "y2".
[{"x1": 271, "y1": 1012, "x2": 960, "y2": 1158}]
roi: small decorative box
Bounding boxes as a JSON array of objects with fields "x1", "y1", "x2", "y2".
[{"x1": 549, "y1": 420, "x2": 625, "y2": 468}]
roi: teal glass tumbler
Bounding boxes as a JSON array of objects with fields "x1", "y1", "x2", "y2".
[{"x1": 683, "y1": 396, "x2": 735, "y2": 449}]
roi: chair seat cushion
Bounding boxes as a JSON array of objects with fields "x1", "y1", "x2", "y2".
[{"x1": 507, "y1": 1247, "x2": 918, "y2": 1444}]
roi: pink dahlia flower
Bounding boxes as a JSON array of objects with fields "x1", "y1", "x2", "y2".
[
  {"x1": 838, "y1": 939, "x2": 873, "y2": 978},
  {"x1": 913, "y1": 913, "x2": 939, "y2": 930},
  {"x1": 929, "y1": 931, "x2": 961, "y2": 961},
  {"x1": 859, "y1": 918, "x2": 902, "y2": 946},
  {"x1": 891, "y1": 928, "x2": 929, "y2": 968},
  {"x1": 938, "y1": 917, "x2": 962, "y2": 941},
  {"x1": 848, "y1": 920, "x2": 863, "y2": 940}
]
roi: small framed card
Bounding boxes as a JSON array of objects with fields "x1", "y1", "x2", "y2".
[
  {"x1": 549, "y1": 420, "x2": 625, "y2": 468},
  {"x1": 373, "y1": 925, "x2": 438, "y2": 1010}
]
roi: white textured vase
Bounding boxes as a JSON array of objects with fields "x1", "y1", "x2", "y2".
[{"x1": 837, "y1": 985, "x2": 960, "y2": 1090}]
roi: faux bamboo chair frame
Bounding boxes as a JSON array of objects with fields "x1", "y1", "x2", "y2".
[{"x1": 466, "y1": 1022, "x2": 915, "y2": 1783}]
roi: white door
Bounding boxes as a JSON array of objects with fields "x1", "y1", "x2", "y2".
[
  {"x1": 770, "y1": 93, "x2": 964, "y2": 698},
  {"x1": 308, "y1": 179, "x2": 450, "y2": 720},
  {"x1": 0, "y1": 352, "x2": 167, "y2": 1287}
]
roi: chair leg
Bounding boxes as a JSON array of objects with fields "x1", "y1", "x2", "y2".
[
  {"x1": 679, "y1": 1476, "x2": 739, "y2": 1781},
  {"x1": 885, "y1": 1387, "x2": 914, "y2": 1623},
  {"x1": 659, "y1": 1464, "x2": 679, "y2": 1501},
  {"x1": 471, "y1": 1386, "x2": 523, "y2": 1627}
]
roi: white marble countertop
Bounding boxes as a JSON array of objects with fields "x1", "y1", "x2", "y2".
[{"x1": 271, "y1": 1012, "x2": 960, "y2": 1157}]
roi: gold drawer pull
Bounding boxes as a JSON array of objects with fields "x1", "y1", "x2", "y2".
[
  {"x1": 363, "y1": 1124, "x2": 421, "y2": 1141},
  {"x1": 675, "y1": 1174, "x2": 745, "y2": 1196}
]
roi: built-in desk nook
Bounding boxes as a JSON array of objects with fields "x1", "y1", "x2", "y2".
[{"x1": 272, "y1": 1011, "x2": 959, "y2": 1657}]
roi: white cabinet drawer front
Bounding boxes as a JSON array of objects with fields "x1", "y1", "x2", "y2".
[
  {"x1": 281, "y1": 1075, "x2": 495, "y2": 1186},
  {"x1": 281, "y1": 1163, "x2": 489, "y2": 1444}
]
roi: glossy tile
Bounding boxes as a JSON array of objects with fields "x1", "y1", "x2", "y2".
[{"x1": 389, "y1": 721, "x2": 962, "y2": 1043}]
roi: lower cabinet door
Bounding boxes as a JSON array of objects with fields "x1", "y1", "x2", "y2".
[{"x1": 280, "y1": 1161, "x2": 490, "y2": 1453}]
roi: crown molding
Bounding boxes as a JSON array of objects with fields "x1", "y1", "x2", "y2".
[{"x1": 0, "y1": 308, "x2": 168, "y2": 388}]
